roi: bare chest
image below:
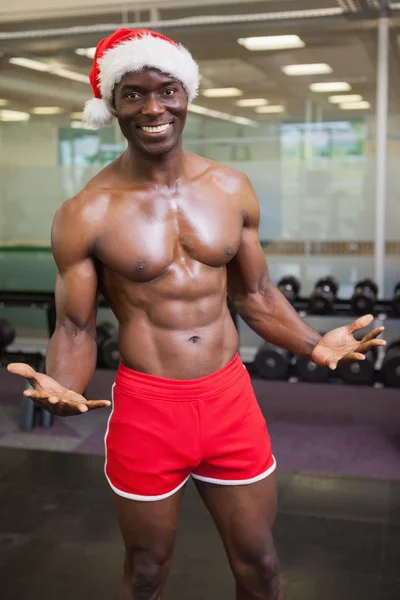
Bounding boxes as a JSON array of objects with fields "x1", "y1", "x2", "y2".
[{"x1": 93, "y1": 190, "x2": 243, "y2": 282}]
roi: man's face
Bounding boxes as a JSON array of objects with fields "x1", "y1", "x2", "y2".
[{"x1": 114, "y1": 68, "x2": 188, "y2": 157}]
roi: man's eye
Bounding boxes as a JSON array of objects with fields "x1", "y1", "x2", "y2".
[
  {"x1": 163, "y1": 89, "x2": 176, "y2": 96},
  {"x1": 126, "y1": 92, "x2": 140, "y2": 99}
]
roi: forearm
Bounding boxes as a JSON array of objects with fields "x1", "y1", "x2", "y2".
[
  {"x1": 46, "y1": 327, "x2": 97, "y2": 394},
  {"x1": 232, "y1": 284, "x2": 321, "y2": 358}
]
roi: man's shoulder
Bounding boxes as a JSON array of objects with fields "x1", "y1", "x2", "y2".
[
  {"x1": 187, "y1": 152, "x2": 249, "y2": 190},
  {"x1": 57, "y1": 161, "x2": 120, "y2": 219},
  {"x1": 56, "y1": 189, "x2": 103, "y2": 222},
  {"x1": 82, "y1": 158, "x2": 122, "y2": 192}
]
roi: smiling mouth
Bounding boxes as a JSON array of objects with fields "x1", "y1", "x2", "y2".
[{"x1": 140, "y1": 123, "x2": 172, "y2": 134}]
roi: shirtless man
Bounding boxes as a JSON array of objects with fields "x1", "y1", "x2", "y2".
[{"x1": 8, "y1": 29, "x2": 385, "y2": 600}]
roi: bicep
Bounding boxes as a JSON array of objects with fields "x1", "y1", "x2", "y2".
[
  {"x1": 227, "y1": 228, "x2": 270, "y2": 299},
  {"x1": 54, "y1": 260, "x2": 98, "y2": 334},
  {"x1": 51, "y1": 199, "x2": 98, "y2": 334},
  {"x1": 227, "y1": 176, "x2": 271, "y2": 299}
]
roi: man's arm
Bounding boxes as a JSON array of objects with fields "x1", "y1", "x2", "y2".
[
  {"x1": 227, "y1": 175, "x2": 321, "y2": 359},
  {"x1": 46, "y1": 197, "x2": 98, "y2": 393}
]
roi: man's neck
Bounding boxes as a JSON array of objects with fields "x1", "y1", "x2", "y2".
[{"x1": 121, "y1": 142, "x2": 186, "y2": 188}]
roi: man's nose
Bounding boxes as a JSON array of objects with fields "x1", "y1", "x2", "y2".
[{"x1": 142, "y1": 94, "x2": 165, "y2": 116}]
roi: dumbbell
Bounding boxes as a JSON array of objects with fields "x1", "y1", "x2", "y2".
[
  {"x1": 295, "y1": 357, "x2": 330, "y2": 383},
  {"x1": 351, "y1": 279, "x2": 378, "y2": 315},
  {"x1": 277, "y1": 276, "x2": 301, "y2": 304},
  {"x1": 294, "y1": 331, "x2": 330, "y2": 382},
  {"x1": 0, "y1": 319, "x2": 16, "y2": 350},
  {"x1": 309, "y1": 276, "x2": 338, "y2": 315},
  {"x1": 254, "y1": 342, "x2": 290, "y2": 380},
  {"x1": 96, "y1": 322, "x2": 120, "y2": 369},
  {"x1": 392, "y1": 282, "x2": 400, "y2": 317},
  {"x1": 337, "y1": 345, "x2": 378, "y2": 386},
  {"x1": 381, "y1": 338, "x2": 400, "y2": 387}
]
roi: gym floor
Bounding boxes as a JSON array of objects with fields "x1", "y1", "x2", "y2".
[
  {"x1": 1, "y1": 368, "x2": 400, "y2": 599},
  {"x1": 0, "y1": 448, "x2": 399, "y2": 600}
]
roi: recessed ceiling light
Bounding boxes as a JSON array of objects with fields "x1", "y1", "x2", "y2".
[
  {"x1": 282, "y1": 63, "x2": 332, "y2": 76},
  {"x1": 0, "y1": 99, "x2": 8, "y2": 106},
  {"x1": 188, "y1": 104, "x2": 257, "y2": 127},
  {"x1": 53, "y1": 67, "x2": 88, "y2": 83},
  {"x1": 202, "y1": 88, "x2": 243, "y2": 98},
  {"x1": 75, "y1": 47, "x2": 96, "y2": 59},
  {"x1": 329, "y1": 94, "x2": 363, "y2": 103},
  {"x1": 238, "y1": 35, "x2": 305, "y2": 51},
  {"x1": 9, "y1": 57, "x2": 89, "y2": 84},
  {"x1": 31, "y1": 106, "x2": 64, "y2": 115},
  {"x1": 255, "y1": 105, "x2": 285, "y2": 114},
  {"x1": 310, "y1": 82, "x2": 351, "y2": 92},
  {"x1": 236, "y1": 98, "x2": 268, "y2": 107},
  {"x1": 340, "y1": 101, "x2": 370, "y2": 110},
  {"x1": 0, "y1": 109, "x2": 30, "y2": 122},
  {"x1": 10, "y1": 57, "x2": 49, "y2": 72}
]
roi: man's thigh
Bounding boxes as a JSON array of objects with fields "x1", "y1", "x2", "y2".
[{"x1": 194, "y1": 472, "x2": 278, "y2": 563}]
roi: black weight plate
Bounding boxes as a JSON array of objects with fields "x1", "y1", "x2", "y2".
[
  {"x1": 255, "y1": 348, "x2": 289, "y2": 380},
  {"x1": 338, "y1": 355, "x2": 375, "y2": 385},
  {"x1": 102, "y1": 338, "x2": 120, "y2": 369},
  {"x1": 295, "y1": 357, "x2": 329, "y2": 382}
]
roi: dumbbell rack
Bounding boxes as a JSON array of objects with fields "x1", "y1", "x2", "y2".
[
  {"x1": 248, "y1": 352, "x2": 391, "y2": 387},
  {"x1": 289, "y1": 296, "x2": 398, "y2": 318}
]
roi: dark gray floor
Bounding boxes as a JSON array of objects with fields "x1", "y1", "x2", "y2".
[{"x1": 0, "y1": 447, "x2": 399, "y2": 600}]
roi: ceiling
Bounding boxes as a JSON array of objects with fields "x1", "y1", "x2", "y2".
[{"x1": 1, "y1": 0, "x2": 400, "y2": 124}]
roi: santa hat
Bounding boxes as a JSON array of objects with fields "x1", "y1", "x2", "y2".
[{"x1": 82, "y1": 28, "x2": 199, "y2": 128}]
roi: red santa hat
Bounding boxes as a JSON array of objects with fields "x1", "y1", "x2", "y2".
[{"x1": 83, "y1": 28, "x2": 200, "y2": 128}]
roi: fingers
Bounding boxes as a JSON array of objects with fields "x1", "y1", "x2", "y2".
[
  {"x1": 348, "y1": 314, "x2": 374, "y2": 333},
  {"x1": 85, "y1": 400, "x2": 112, "y2": 410},
  {"x1": 366, "y1": 339, "x2": 386, "y2": 347},
  {"x1": 22, "y1": 389, "x2": 88, "y2": 415},
  {"x1": 357, "y1": 339, "x2": 386, "y2": 354},
  {"x1": 362, "y1": 326, "x2": 385, "y2": 342},
  {"x1": 329, "y1": 352, "x2": 365, "y2": 369},
  {"x1": 23, "y1": 390, "x2": 110, "y2": 413},
  {"x1": 345, "y1": 352, "x2": 366, "y2": 361},
  {"x1": 23, "y1": 389, "x2": 50, "y2": 400},
  {"x1": 7, "y1": 363, "x2": 39, "y2": 380},
  {"x1": 47, "y1": 397, "x2": 88, "y2": 415},
  {"x1": 347, "y1": 314, "x2": 374, "y2": 333}
]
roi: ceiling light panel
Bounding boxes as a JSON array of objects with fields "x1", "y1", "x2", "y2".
[
  {"x1": 310, "y1": 82, "x2": 352, "y2": 92},
  {"x1": 340, "y1": 101, "x2": 371, "y2": 109},
  {"x1": 236, "y1": 98, "x2": 268, "y2": 107},
  {"x1": 282, "y1": 63, "x2": 332, "y2": 76},
  {"x1": 238, "y1": 35, "x2": 305, "y2": 51},
  {"x1": 329, "y1": 94, "x2": 363, "y2": 103},
  {"x1": 255, "y1": 105, "x2": 285, "y2": 114},
  {"x1": 202, "y1": 88, "x2": 243, "y2": 98}
]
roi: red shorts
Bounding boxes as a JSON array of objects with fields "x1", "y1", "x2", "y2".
[{"x1": 104, "y1": 354, "x2": 276, "y2": 501}]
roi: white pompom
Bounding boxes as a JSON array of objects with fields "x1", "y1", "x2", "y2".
[{"x1": 82, "y1": 98, "x2": 114, "y2": 128}]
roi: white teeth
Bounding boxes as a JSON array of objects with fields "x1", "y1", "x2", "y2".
[{"x1": 141, "y1": 123, "x2": 171, "y2": 133}]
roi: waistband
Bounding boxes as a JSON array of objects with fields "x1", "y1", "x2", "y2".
[{"x1": 114, "y1": 353, "x2": 246, "y2": 401}]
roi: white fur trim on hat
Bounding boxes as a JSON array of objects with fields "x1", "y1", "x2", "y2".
[
  {"x1": 83, "y1": 97, "x2": 115, "y2": 128},
  {"x1": 100, "y1": 34, "x2": 199, "y2": 104}
]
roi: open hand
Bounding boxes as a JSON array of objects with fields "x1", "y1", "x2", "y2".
[
  {"x1": 311, "y1": 314, "x2": 386, "y2": 371},
  {"x1": 7, "y1": 363, "x2": 111, "y2": 417}
]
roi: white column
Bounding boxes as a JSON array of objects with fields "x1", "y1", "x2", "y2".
[
  {"x1": 374, "y1": 17, "x2": 389, "y2": 297},
  {"x1": 304, "y1": 98, "x2": 313, "y2": 166}
]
